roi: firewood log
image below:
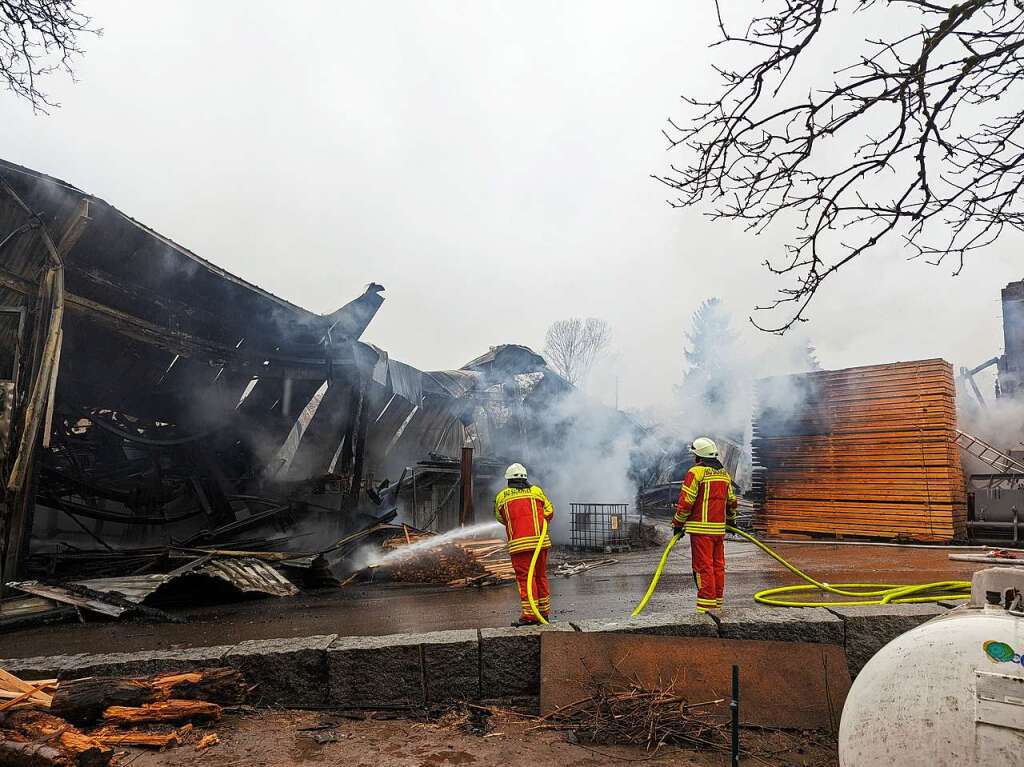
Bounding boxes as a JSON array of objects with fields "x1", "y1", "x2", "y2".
[
  {"x1": 51, "y1": 667, "x2": 246, "y2": 724},
  {"x1": 0, "y1": 711, "x2": 113, "y2": 766},
  {"x1": 101, "y1": 699, "x2": 221, "y2": 726},
  {"x1": 49, "y1": 679, "x2": 151, "y2": 724},
  {"x1": 147, "y1": 668, "x2": 247, "y2": 705},
  {"x1": 0, "y1": 732, "x2": 72, "y2": 767},
  {"x1": 89, "y1": 726, "x2": 185, "y2": 749}
]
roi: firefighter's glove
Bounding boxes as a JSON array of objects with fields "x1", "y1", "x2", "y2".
[{"x1": 672, "y1": 524, "x2": 684, "y2": 537}]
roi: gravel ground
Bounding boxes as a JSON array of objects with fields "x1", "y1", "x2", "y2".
[{"x1": 119, "y1": 707, "x2": 838, "y2": 767}]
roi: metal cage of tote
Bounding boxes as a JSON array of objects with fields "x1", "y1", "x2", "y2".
[{"x1": 570, "y1": 502, "x2": 636, "y2": 551}]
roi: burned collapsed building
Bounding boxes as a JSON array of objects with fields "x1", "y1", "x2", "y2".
[{"x1": 0, "y1": 159, "x2": 634, "y2": 584}]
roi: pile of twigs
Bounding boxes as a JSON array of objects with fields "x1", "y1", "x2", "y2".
[{"x1": 542, "y1": 679, "x2": 730, "y2": 752}]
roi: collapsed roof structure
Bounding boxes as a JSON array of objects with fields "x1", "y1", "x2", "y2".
[{"x1": 0, "y1": 159, "x2": 590, "y2": 581}]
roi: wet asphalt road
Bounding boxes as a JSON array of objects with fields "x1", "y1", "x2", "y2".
[{"x1": 0, "y1": 538, "x2": 981, "y2": 659}]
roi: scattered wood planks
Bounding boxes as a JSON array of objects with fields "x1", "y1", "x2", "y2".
[
  {"x1": 451, "y1": 539, "x2": 516, "y2": 587},
  {"x1": 0, "y1": 669, "x2": 55, "y2": 711},
  {"x1": 753, "y1": 359, "x2": 966, "y2": 542}
]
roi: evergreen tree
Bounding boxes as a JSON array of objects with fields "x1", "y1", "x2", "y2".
[{"x1": 680, "y1": 298, "x2": 737, "y2": 411}]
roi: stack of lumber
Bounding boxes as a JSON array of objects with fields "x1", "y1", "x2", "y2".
[
  {"x1": 448, "y1": 540, "x2": 516, "y2": 587},
  {"x1": 752, "y1": 359, "x2": 966, "y2": 542},
  {"x1": 0, "y1": 666, "x2": 246, "y2": 765}
]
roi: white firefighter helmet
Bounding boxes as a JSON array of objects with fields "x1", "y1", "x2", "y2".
[
  {"x1": 505, "y1": 463, "x2": 529, "y2": 481},
  {"x1": 689, "y1": 437, "x2": 719, "y2": 460}
]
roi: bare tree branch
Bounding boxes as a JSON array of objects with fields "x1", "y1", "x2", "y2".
[
  {"x1": 543, "y1": 318, "x2": 612, "y2": 387},
  {"x1": 656, "y1": 0, "x2": 1024, "y2": 332},
  {"x1": 0, "y1": 1, "x2": 100, "y2": 112}
]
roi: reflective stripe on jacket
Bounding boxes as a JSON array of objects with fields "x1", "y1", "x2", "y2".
[
  {"x1": 495, "y1": 485, "x2": 554, "y2": 554},
  {"x1": 673, "y1": 465, "x2": 737, "y2": 535}
]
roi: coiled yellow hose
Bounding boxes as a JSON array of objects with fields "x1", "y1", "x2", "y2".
[
  {"x1": 631, "y1": 526, "x2": 971, "y2": 617},
  {"x1": 526, "y1": 518, "x2": 550, "y2": 625}
]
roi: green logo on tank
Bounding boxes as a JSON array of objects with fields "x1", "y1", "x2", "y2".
[{"x1": 984, "y1": 640, "x2": 1022, "y2": 665}]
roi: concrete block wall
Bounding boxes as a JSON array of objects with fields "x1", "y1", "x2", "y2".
[
  {"x1": 0, "y1": 604, "x2": 955, "y2": 708},
  {"x1": 826, "y1": 603, "x2": 947, "y2": 675}
]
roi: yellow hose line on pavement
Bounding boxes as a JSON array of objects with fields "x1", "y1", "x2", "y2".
[
  {"x1": 728, "y1": 526, "x2": 972, "y2": 607},
  {"x1": 631, "y1": 526, "x2": 971, "y2": 616},
  {"x1": 631, "y1": 532, "x2": 682, "y2": 618},
  {"x1": 526, "y1": 519, "x2": 550, "y2": 625}
]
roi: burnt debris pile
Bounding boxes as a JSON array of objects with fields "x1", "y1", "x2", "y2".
[{"x1": 0, "y1": 160, "x2": 656, "y2": 628}]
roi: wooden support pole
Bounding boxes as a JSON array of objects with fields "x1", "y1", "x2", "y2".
[
  {"x1": 349, "y1": 374, "x2": 371, "y2": 503},
  {"x1": 0, "y1": 189, "x2": 88, "y2": 582},
  {"x1": 459, "y1": 446, "x2": 474, "y2": 527},
  {"x1": 338, "y1": 381, "x2": 361, "y2": 475},
  {"x1": 40, "y1": 329, "x2": 61, "y2": 449},
  {"x1": 6, "y1": 267, "x2": 61, "y2": 494}
]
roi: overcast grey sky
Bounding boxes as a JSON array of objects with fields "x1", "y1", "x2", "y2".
[{"x1": 3, "y1": 1, "x2": 1020, "y2": 408}]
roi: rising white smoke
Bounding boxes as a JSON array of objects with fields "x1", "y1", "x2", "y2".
[{"x1": 520, "y1": 302, "x2": 820, "y2": 544}]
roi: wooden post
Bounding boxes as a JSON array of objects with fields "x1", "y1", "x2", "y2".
[
  {"x1": 338, "y1": 381, "x2": 361, "y2": 475},
  {"x1": 349, "y1": 374, "x2": 371, "y2": 504},
  {"x1": 41, "y1": 329, "x2": 62, "y2": 449},
  {"x1": 411, "y1": 468, "x2": 418, "y2": 528},
  {"x1": 459, "y1": 446, "x2": 474, "y2": 527},
  {"x1": 0, "y1": 193, "x2": 88, "y2": 581}
]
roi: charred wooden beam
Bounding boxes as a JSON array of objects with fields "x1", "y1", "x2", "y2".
[
  {"x1": 350, "y1": 374, "x2": 373, "y2": 503},
  {"x1": 50, "y1": 668, "x2": 247, "y2": 725},
  {"x1": 338, "y1": 381, "x2": 361, "y2": 476},
  {"x1": 3, "y1": 192, "x2": 87, "y2": 581}
]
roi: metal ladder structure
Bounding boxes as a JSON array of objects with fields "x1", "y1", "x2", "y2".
[{"x1": 955, "y1": 429, "x2": 1024, "y2": 474}]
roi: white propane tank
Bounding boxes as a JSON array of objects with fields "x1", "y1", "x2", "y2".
[{"x1": 839, "y1": 568, "x2": 1024, "y2": 767}]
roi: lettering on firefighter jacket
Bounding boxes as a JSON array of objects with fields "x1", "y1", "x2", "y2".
[
  {"x1": 495, "y1": 485, "x2": 554, "y2": 554},
  {"x1": 673, "y1": 465, "x2": 737, "y2": 536}
]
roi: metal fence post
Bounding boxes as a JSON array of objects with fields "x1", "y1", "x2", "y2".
[{"x1": 731, "y1": 664, "x2": 740, "y2": 766}]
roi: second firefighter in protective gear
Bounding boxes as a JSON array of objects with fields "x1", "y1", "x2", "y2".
[
  {"x1": 673, "y1": 438, "x2": 737, "y2": 613},
  {"x1": 495, "y1": 463, "x2": 553, "y2": 624}
]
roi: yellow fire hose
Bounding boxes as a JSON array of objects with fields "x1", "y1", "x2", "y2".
[
  {"x1": 631, "y1": 531, "x2": 683, "y2": 618},
  {"x1": 631, "y1": 525, "x2": 971, "y2": 617},
  {"x1": 526, "y1": 518, "x2": 550, "y2": 625}
]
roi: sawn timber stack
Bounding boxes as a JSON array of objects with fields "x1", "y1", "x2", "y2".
[{"x1": 752, "y1": 359, "x2": 966, "y2": 542}]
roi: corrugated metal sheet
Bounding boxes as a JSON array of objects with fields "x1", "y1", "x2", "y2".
[
  {"x1": 193, "y1": 557, "x2": 298, "y2": 597},
  {"x1": 7, "y1": 581, "x2": 128, "y2": 616},
  {"x1": 8, "y1": 556, "x2": 297, "y2": 616},
  {"x1": 0, "y1": 595, "x2": 74, "y2": 629},
  {"x1": 461, "y1": 344, "x2": 545, "y2": 373},
  {"x1": 388, "y1": 359, "x2": 424, "y2": 403},
  {"x1": 423, "y1": 370, "x2": 479, "y2": 398}
]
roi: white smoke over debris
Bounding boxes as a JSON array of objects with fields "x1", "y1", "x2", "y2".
[
  {"x1": 663, "y1": 298, "x2": 822, "y2": 466},
  {"x1": 503, "y1": 300, "x2": 820, "y2": 543},
  {"x1": 525, "y1": 385, "x2": 640, "y2": 544}
]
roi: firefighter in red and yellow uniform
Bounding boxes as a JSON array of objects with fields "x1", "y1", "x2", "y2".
[
  {"x1": 495, "y1": 463, "x2": 554, "y2": 625},
  {"x1": 673, "y1": 437, "x2": 737, "y2": 613}
]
